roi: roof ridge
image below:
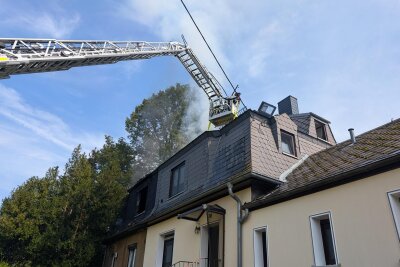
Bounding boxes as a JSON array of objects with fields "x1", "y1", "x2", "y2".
[
  {"x1": 309, "y1": 117, "x2": 400, "y2": 156},
  {"x1": 353, "y1": 117, "x2": 400, "y2": 136}
]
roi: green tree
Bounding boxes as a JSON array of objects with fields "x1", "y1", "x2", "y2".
[
  {"x1": 126, "y1": 83, "x2": 202, "y2": 180},
  {"x1": 0, "y1": 138, "x2": 133, "y2": 266},
  {"x1": 58, "y1": 142, "x2": 132, "y2": 266},
  {"x1": 0, "y1": 168, "x2": 61, "y2": 266},
  {"x1": 87, "y1": 137, "x2": 133, "y2": 266}
]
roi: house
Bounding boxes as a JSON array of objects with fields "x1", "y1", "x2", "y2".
[
  {"x1": 103, "y1": 96, "x2": 400, "y2": 267},
  {"x1": 243, "y1": 116, "x2": 400, "y2": 266},
  {"x1": 103, "y1": 171, "x2": 158, "y2": 267}
]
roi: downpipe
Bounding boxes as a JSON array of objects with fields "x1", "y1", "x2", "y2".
[{"x1": 227, "y1": 183, "x2": 249, "y2": 267}]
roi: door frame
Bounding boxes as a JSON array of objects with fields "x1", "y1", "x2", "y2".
[{"x1": 200, "y1": 220, "x2": 224, "y2": 267}]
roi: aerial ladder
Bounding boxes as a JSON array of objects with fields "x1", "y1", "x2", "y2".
[{"x1": 0, "y1": 38, "x2": 245, "y2": 127}]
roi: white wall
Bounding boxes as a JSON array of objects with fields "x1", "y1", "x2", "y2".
[{"x1": 243, "y1": 168, "x2": 400, "y2": 267}]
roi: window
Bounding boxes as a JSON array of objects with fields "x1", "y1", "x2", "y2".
[
  {"x1": 156, "y1": 231, "x2": 175, "y2": 267},
  {"x1": 310, "y1": 212, "x2": 338, "y2": 266},
  {"x1": 388, "y1": 189, "x2": 400, "y2": 242},
  {"x1": 281, "y1": 131, "x2": 296, "y2": 156},
  {"x1": 254, "y1": 227, "x2": 268, "y2": 267},
  {"x1": 136, "y1": 186, "x2": 148, "y2": 214},
  {"x1": 169, "y1": 162, "x2": 185, "y2": 197},
  {"x1": 162, "y1": 233, "x2": 174, "y2": 267},
  {"x1": 315, "y1": 120, "x2": 327, "y2": 141},
  {"x1": 127, "y1": 244, "x2": 137, "y2": 267}
]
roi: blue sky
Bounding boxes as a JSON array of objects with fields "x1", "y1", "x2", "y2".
[{"x1": 0, "y1": 0, "x2": 399, "y2": 201}]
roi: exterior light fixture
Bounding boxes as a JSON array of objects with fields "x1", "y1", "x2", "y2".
[{"x1": 258, "y1": 101, "x2": 276, "y2": 118}]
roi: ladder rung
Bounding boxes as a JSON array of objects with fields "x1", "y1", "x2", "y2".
[{"x1": 177, "y1": 52, "x2": 187, "y2": 58}]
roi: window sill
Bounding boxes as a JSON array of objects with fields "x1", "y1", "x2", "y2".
[
  {"x1": 167, "y1": 190, "x2": 185, "y2": 201},
  {"x1": 134, "y1": 211, "x2": 145, "y2": 218},
  {"x1": 282, "y1": 151, "x2": 298, "y2": 159},
  {"x1": 316, "y1": 137, "x2": 331, "y2": 144},
  {"x1": 311, "y1": 264, "x2": 341, "y2": 267}
]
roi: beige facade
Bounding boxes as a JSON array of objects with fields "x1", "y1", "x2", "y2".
[
  {"x1": 143, "y1": 188, "x2": 252, "y2": 267},
  {"x1": 243, "y1": 168, "x2": 400, "y2": 267},
  {"x1": 103, "y1": 229, "x2": 147, "y2": 267},
  {"x1": 141, "y1": 168, "x2": 400, "y2": 267}
]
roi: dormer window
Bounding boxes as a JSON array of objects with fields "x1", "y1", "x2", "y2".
[
  {"x1": 281, "y1": 131, "x2": 296, "y2": 156},
  {"x1": 136, "y1": 186, "x2": 148, "y2": 214},
  {"x1": 315, "y1": 120, "x2": 327, "y2": 141},
  {"x1": 169, "y1": 162, "x2": 185, "y2": 197}
]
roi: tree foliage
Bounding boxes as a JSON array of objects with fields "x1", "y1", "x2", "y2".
[
  {"x1": 0, "y1": 169, "x2": 61, "y2": 266},
  {"x1": 0, "y1": 138, "x2": 133, "y2": 266},
  {"x1": 126, "y1": 83, "x2": 201, "y2": 180}
]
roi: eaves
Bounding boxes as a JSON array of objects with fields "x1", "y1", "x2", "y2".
[{"x1": 141, "y1": 169, "x2": 279, "y2": 225}]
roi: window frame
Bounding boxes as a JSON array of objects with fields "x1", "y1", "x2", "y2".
[
  {"x1": 127, "y1": 243, "x2": 137, "y2": 267},
  {"x1": 309, "y1": 211, "x2": 338, "y2": 266},
  {"x1": 315, "y1": 120, "x2": 328, "y2": 141},
  {"x1": 280, "y1": 130, "x2": 296, "y2": 157},
  {"x1": 136, "y1": 186, "x2": 148, "y2": 215},
  {"x1": 253, "y1": 226, "x2": 269, "y2": 267},
  {"x1": 159, "y1": 231, "x2": 174, "y2": 267},
  {"x1": 169, "y1": 162, "x2": 186, "y2": 198},
  {"x1": 156, "y1": 230, "x2": 175, "y2": 267},
  {"x1": 387, "y1": 189, "x2": 400, "y2": 243}
]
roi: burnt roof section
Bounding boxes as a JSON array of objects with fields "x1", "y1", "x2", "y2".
[
  {"x1": 127, "y1": 110, "x2": 254, "y2": 190},
  {"x1": 245, "y1": 118, "x2": 400, "y2": 210}
]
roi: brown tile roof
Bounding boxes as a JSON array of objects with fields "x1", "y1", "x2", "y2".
[{"x1": 245, "y1": 118, "x2": 400, "y2": 210}]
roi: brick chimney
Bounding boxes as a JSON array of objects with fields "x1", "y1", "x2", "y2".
[{"x1": 278, "y1": 95, "x2": 299, "y2": 115}]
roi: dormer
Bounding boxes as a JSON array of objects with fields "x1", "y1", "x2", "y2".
[
  {"x1": 277, "y1": 96, "x2": 336, "y2": 145},
  {"x1": 270, "y1": 113, "x2": 300, "y2": 158},
  {"x1": 118, "y1": 171, "x2": 158, "y2": 228},
  {"x1": 288, "y1": 113, "x2": 336, "y2": 145},
  {"x1": 308, "y1": 113, "x2": 335, "y2": 144}
]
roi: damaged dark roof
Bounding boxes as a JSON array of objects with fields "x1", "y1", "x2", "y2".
[{"x1": 245, "y1": 118, "x2": 400, "y2": 210}]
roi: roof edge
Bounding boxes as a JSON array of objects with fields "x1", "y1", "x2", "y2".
[{"x1": 105, "y1": 171, "x2": 281, "y2": 241}]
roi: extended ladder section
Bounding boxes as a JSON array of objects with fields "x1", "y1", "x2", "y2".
[{"x1": 0, "y1": 38, "x2": 243, "y2": 127}]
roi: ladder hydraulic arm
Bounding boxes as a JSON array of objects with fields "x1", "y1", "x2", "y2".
[{"x1": 0, "y1": 38, "x2": 244, "y2": 127}]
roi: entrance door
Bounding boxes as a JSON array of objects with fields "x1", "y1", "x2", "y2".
[{"x1": 208, "y1": 224, "x2": 220, "y2": 267}]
